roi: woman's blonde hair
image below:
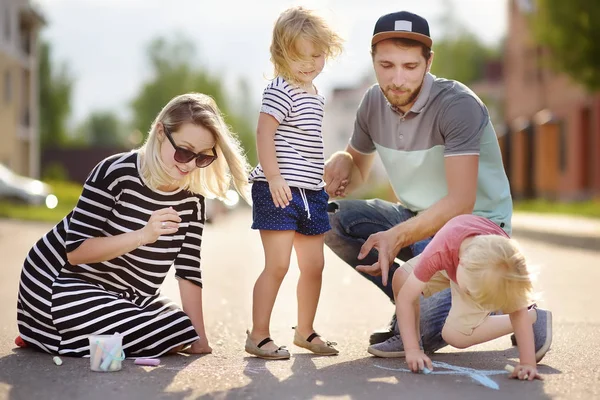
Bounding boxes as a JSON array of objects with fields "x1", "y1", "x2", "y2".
[
  {"x1": 459, "y1": 235, "x2": 535, "y2": 313},
  {"x1": 138, "y1": 93, "x2": 250, "y2": 203},
  {"x1": 270, "y1": 6, "x2": 343, "y2": 84}
]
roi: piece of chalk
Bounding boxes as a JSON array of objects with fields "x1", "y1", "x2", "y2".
[
  {"x1": 134, "y1": 358, "x2": 160, "y2": 366},
  {"x1": 505, "y1": 364, "x2": 530, "y2": 379},
  {"x1": 53, "y1": 356, "x2": 63, "y2": 366},
  {"x1": 422, "y1": 367, "x2": 432, "y2": 374}
]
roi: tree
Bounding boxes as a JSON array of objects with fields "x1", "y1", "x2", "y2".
[
  {"x1": 75, "y1": 111, "x2": 125, "y2": 148},
  {"x1": 530, "y1": 0, "x2": 600, "y2": 91},
  {"x1": 430, "y1": 33, "x2": 500, "y2": 85},
  {"x1": 130, "y1": 35, "x2": 257, "y2": 164},
  {"x1": 430, "y1": 0, "x2": 501, "y2": 85},
  {"x1": 39, "y1": 40, "x2": 74, "y2": 148}
]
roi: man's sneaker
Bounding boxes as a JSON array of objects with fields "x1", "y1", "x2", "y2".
[
  {"x1": 533, "y1": 308, "x2": 552, "y2": 362},
  {"x1": 369, "y1": 313, "x2": 398, "y2": 345},
  {"x1": 367, "y1": 334, "x2": 424, "y2": 358},
  {"x1": 368, "y1": 334, "x2": 405, "y2": 358}
]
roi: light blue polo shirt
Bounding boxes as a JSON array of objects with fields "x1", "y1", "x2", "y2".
[{"x1": 350, "y1": 73, "x2": 513, "y2": 234}]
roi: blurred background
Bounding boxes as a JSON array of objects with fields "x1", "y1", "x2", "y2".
[{"x1": 0, "y1": 0, "x2": 598, "y2": 223}]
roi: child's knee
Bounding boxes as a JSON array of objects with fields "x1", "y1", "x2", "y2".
[
  {"x1": 266, "y1": 263, "x2": 290, "y2": 280},
  {"x1": 392, "y1": 267, "x2": 411, "y2": 299},
  {"x1": 441, "y1": 325, "x2": 472, "y2": 349},
  {"x1": 299, "y1": 260, "x2": 324, "y2": 277}
]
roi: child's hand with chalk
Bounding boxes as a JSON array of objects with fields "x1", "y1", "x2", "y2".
[
  {"x1": 505, "y1": 364, "x2": 543, "y2": 381},
  {"x1": 406, "y1": 349, "x2": 433, "y2": 374}
]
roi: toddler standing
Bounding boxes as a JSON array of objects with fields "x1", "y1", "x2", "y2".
[{"x1": 245, "y1": 6, "x2": 343, "y2": 360}]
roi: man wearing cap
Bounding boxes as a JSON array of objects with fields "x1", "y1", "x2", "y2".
[{"x1": 323, "y1": 11, "x2": 512, "y2": 357}]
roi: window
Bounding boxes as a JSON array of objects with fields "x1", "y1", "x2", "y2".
[
  {"x1": 4, "y1": 70, "x2": 11, "y2": 104},
  {"x1": 559, "y1": 120, "x2": 567, "y2": 173},
  {"x1": 4, "y1": 4, "x2": 11, "y2": 42}
]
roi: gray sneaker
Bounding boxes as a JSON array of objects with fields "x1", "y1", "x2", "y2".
[
  {"x1": 367, "y1": 334, "x2": 423, "y2": 358},
  {"x1": 368, "y1": 334, "x2": 405, "y2": 358},
  {"x1": 368, "y1": 313, "x2": 399, "y2": 345},
  {"x1": 533, "y1": 308, "x2": 552, "y2": 362}
]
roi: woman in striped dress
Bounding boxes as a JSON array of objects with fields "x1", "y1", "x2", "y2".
[{"x1": 16, "y1": 93, "x2": 250, "y2": 358}]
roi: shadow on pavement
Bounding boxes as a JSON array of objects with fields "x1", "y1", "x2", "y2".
[
  {"x1": 513, "y1": 230, "x2": 600, "y2": 253},
  {"x1": 200, "y1": 350, "x2": 557, "y2": 400},
  {"x1": 0, "y1": 348, "x2": 204, "y2": 400}
]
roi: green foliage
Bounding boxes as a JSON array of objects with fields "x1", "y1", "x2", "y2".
[
  {"x1": 530, "y1": 0, "x2": 600, "y2": 91},
  {"x1": 430, "y1": 3, "x2": 501, "y2": 85},
  {"x1": 41, "y1": 162, "x2": 69, "y2": 181},
  {"x1": 431, "y1": 32, "x2": 500, "y2": 85},
  {"x1": 75, "y1": 111, "x2": 126, "y2": 148},
  {"x1": 514, "y1": 199, "x2": 600, "y2": 219},
  {"x1": 39, "y1": 40, "x2": 74, "y2": 148},
  {"x1": 130, "y1": 35, "x2": 257, "y2": 165}
]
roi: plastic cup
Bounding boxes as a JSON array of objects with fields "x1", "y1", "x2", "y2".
[{"x1": 88, "y1": 334, "x2": 125, "y2": 372}]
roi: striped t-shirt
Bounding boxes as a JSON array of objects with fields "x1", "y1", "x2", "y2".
[{"x1": 249, "y1": 76, "x2": 326, "y2": 190}]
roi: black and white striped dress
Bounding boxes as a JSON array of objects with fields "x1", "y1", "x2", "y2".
[{"x1": 17, "y1": 151, "x2": 204, "y2": 357}]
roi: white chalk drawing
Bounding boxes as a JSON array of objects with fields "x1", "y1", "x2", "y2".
[
  {"x1": 374, "y1": 361, "x2": 507, "y2": 390},
  {"x1": 246, "y1": 366, "x2": 269, "y2": 374}
]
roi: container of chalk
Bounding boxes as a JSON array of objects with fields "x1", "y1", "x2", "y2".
[
  {"x1": 134, "y1": 358, "x2": 160, "y2": 366},
  {"x1": 89, "y1": 333, "x2": 125, "y2": 372}
]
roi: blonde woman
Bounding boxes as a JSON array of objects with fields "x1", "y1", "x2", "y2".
[
  {"x1": 373, "y1": 214, "x2": 553, "y2": 380},
  {"x1": 16, "y1": 93, "x2": 250, "y2": 358},
  {"x1": 246, "y1": 6, "x2": 343, "y2": 359}
]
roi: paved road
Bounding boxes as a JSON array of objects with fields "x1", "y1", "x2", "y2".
[{"x1": 0, "y1": 210, "x2": 598, "y2": 400}]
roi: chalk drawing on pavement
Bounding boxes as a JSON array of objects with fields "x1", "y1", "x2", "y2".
[{"x1": 374, "y1": 361, "x2": 507, "y2": 390}]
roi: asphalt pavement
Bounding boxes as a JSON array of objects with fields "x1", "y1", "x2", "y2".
[{"x1": 1, "y1": 210, "x2": 599, "y2": 400}]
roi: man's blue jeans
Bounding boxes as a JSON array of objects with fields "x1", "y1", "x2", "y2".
[{"x1": 324, "y1": 198, "x2": 450, "y2": 353}]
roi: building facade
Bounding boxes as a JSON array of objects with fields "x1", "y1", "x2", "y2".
[
  {"x1": 321, "y1": 73, "x2": 392, "y2": 190},
  {"x1": 504, "y1": 0, "x2": 600, "y2": 200},
  {"x1": 0, "y1": 0, "x2": 43, "y2": 177}
]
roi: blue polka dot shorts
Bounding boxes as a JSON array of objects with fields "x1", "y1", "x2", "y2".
[{"x1": 251, "y1": 181, "x2": 331, "y2": 235}]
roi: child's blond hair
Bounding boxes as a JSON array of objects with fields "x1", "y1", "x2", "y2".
[
  {"x1": 270, "y1": 6, "x2": 343, "y2": 84},
  {"x1": 138, "y1": 93, "x2": 251, "y2": 203},
  {"x1": 459, "y1": 235, "x2": 534, "y2": 313}
]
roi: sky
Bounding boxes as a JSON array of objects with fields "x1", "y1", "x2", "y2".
[{"x1": 35, "y1": 0, "x2": 508, "y2": 125}]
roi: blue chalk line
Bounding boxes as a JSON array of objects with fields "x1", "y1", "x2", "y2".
[{"x1": 374, "y1": 361, "x2": 504, "y2": 390}]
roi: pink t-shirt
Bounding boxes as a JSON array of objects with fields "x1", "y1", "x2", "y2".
[{"x1": 413, "y1": 214, "x2": 510, "y2": 283}]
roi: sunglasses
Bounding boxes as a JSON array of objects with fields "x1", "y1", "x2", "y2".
[{"x1": 163, "y1": 125, "x2": 218, "y2": 168}]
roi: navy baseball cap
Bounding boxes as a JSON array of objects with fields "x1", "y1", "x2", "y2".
[{"x1": 371, "y1": 11, "x2": 432, "y2": 48}]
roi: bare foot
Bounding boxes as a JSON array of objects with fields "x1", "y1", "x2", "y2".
[
  {"x1": 168, "y1": 344, "x2": 186, "y2": 354},
  {"x1": 185, "y1": 341, "x2": 212, "y2": 354}
]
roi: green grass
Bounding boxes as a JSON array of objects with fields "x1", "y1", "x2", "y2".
[
  {"x1": 0, "y1": 180, "x2": 82, "y2": 223},
  {"x1": 358, "y1": 182, "x2": 600, "y2": 220},
  {"x1": 2, "y1": 179, "x2": 599, "y2": 222},
  {"x1": 513, "y1": 199, "x2": 600, "y2": 219}
]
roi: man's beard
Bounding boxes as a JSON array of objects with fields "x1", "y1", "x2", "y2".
[{"x1": 383, "y1": 81, "x2": 423, "y2": 109}]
